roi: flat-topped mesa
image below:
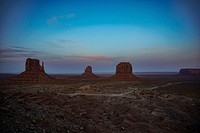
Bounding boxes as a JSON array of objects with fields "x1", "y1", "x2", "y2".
[
  {"x1": 112, "y1": 62, "x2": 137, "y2": 80},
  {"x1": 179, "y1": 68, "x2": 200, "y2": 76},
  {"x1": 116, "y1": 62, "x2": 132, "y2": 75},
  {"x1": 82, "y1": 66, "x2": 98, "y2": 78},
  {"x1": 25, "y1": 58, "x2": 44, "y2": 72}
]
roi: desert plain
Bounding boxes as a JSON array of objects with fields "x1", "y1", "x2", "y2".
[{"x1": 0, "y1": 74, "x2": 200, "y2": 133}]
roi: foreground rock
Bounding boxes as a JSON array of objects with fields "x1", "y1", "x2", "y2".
[
  {"x1": 81, "y1": 66, "x2": 98, "y2": 78},
  {"x1": 112, "y1": 62, "x2": 137, "y2": 80},
  {"x1": 179, "y1": 68, "x2": 200, "y2": 76},
  {"x1": 0, "y1": 78, "x2": 200, "y2": 133}
]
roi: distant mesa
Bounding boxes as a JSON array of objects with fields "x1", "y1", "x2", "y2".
[
  {"x1": 179, "y1": 68, "x2": 200, "y2": 76},
  {"x1": 16, "y1": 58, "x2": 53, "y2": 81},
  {"x1": 2, "y1": 58, "x2": 55, "y2": 84},
  {"x1": 81, "y1": 66, "x2": 98, "y2": 78},
  {"x1": 112, "y1": 62, "x2": 137, "y2": 80}
]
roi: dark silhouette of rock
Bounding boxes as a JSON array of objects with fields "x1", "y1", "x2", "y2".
[
  {"x1": 1, "y1": 58, "x2": 57, "y2": 84},
  {"x1": 25, "y1": 58, "x2": 44, "y2": 72},
  {"x1": 82, "y1": 66, "x2": 98, "y2": 78},
  {"x1": 179, "y1": 69, "x2": 200, "y2": 76},
  {"x1": 112, "y1": 62, "x2": 137, "y2": 80}
]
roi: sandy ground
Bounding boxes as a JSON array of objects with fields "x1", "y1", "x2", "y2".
[{"x1": 0, "y1": 76, "x2": 200, "y2": 133}]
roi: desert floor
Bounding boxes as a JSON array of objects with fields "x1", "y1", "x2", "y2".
[{"x1": 0, "y1": 76, "x2": 200, "y2": 133}]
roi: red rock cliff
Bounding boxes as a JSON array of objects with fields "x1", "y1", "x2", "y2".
[
  {"x1": 112, "y1": 62, "x2": 137, "y2": 80},
  {"x1": 25, "y1": 58, "x2": 44, "y2": 72},
  {"x1": 2, "y1": 58, "x2": 55, "y2": 84}
]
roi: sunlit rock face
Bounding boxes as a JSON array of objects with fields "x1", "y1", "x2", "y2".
[
  {"x1": 25, "y1": 58, "x2": 44, "y2": 72},
  {"x1": 112, "y1": 62, "x2": 137, "y2": 80},
  {"x1": 82, "y1": 66, "x2": 98, "y2": 78},
  {"x1": 179, "y1": 69, "x2": 200, "y2": 76}
]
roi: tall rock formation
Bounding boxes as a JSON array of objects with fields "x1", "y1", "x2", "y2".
[
  {"x1": 179, "y1": 68, "x2": 200, "y2": 76},
  {"x1": 82, "y1": 66, "x2": 98, "y2": 78},
  {"x1": 25, "y1": 58, "x2": 44, "y2": 72},
  {"x1": 2, "y1": 58, "x2": 55, "y2": 84},
  {"x1": 112, "y1": 62, "x2": 137, "y2": 80}
]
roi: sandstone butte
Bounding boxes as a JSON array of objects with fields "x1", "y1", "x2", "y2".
[
  {"x1": 112, "y1": 62, "x2": 138, "y2": 80},
  {"x1": 179, "y1": 68, "x2": 200, "y2": 76},
  {"x1": 81, "y1": 66, "x2": 98, "y2": 78},
  {"x1": 0, "y1": 59, "x2": 139, "y2": 84},
  {"x1": 1, "y1": 58, "x2": 55, "y2": 84}
]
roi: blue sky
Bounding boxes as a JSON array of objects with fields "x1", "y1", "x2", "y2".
[{"x1": 0, "y1": 0, "x2": 200, "y2": 73}]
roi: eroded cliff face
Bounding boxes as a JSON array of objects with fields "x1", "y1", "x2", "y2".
[
  {"x1": 179, "y1": 69, "x2": 200, "y2": 76},
  {"x1": 1, "y1": 58, "x2": 56, "y2": 84},
  {"x1": 116, "y1": 62, "x2": 132, "y2": 75},
  {"x1": 112, "y1": 62, "x2": 137, "y2": 80},
  {"x1": 25, "y1": 58, "x2": 44, "y2": 72},
  {"x1": 82, "y1": 66, "x2": 98, "y2": 78}
]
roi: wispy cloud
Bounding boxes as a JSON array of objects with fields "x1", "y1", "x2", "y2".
[
  {"x1": 10, "y1": 46, "x2": 30, "y2": 50},
  {"x1": 0, "y1": 46, "x2": 47, "y2": 59},
  {"x1": 65, "y1": 13, "x2": 76, "y2": 18},
  {"x1": 47, "y1": 16, "x2": 57, "y2": 25},
  {"x1": 65, "y1": 55, "x2": 117, "y2": 61},
  {"x1": 45, "y1": 39, "x2": 80, "y2": 49},
  {"x1": 141, "y1": 47, "x2": 176, "y2": 55},
  {"x1": 0, "y1": 48, "x2": 27, "y2": 53},
  {"x1": 58, "y1": 39, "x2": 79, "y2": 44},
  {"x1": 47, "y1": 13, "x2": 76, "y2": 25}
]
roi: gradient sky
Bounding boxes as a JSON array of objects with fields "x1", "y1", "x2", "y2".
[{"x1": 0, "y1": 0, "x2": 200, "y2": 74}]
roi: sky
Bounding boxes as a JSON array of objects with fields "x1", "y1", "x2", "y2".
[{"x1": 0, "y1": 0, "x2": 200, "y2": 74}]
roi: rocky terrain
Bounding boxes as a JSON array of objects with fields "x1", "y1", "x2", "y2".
[
  {"x1": 0, "y1": 76, "x2": 200, "y2": 133},
  {"x1": 0, "y1": 59, "x2": 200, "y2": 132}
]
